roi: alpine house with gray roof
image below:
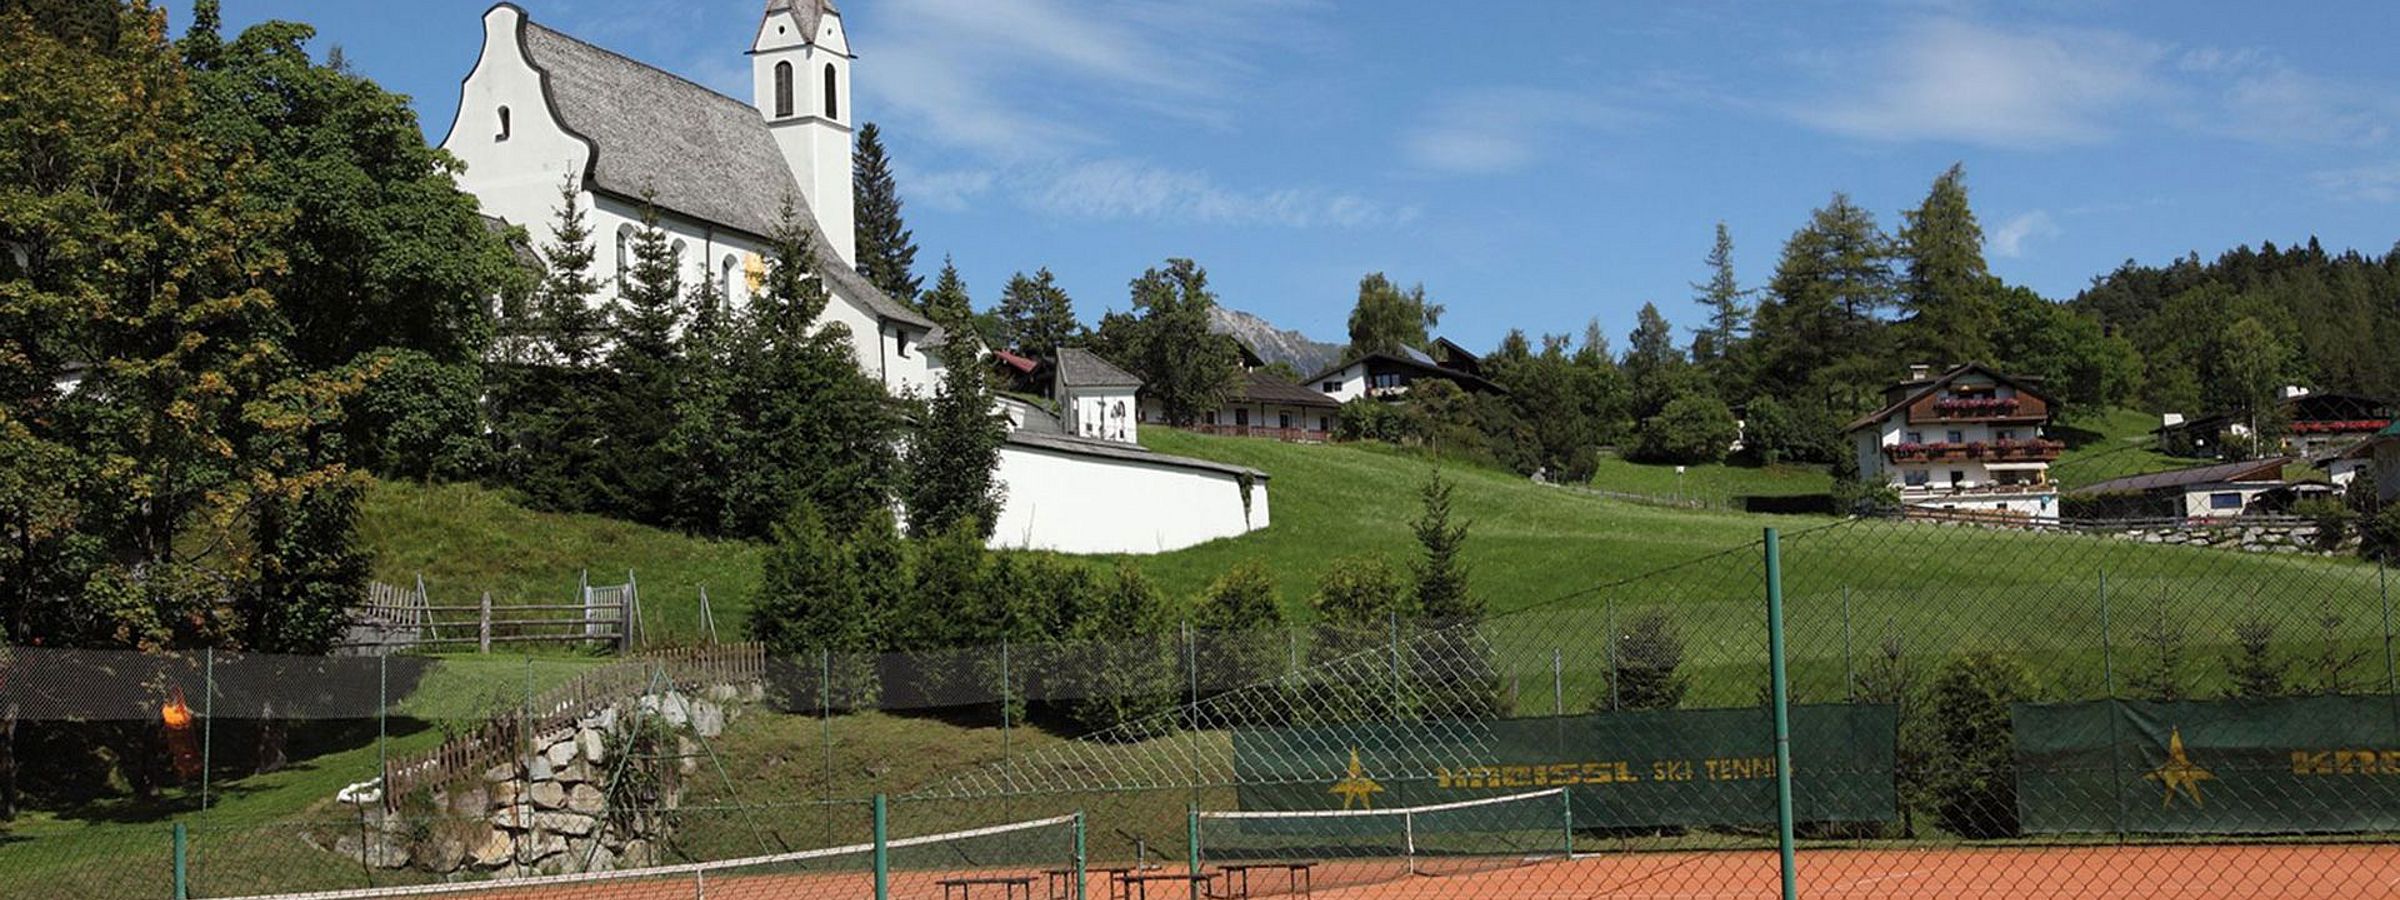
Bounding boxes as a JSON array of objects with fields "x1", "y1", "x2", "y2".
[
  {"x1": 441, "y1": 1, "x2": 1273, "y2": 556},
  {"x1": 442, "y1": 1, "x2": 943, "y2": 395}
]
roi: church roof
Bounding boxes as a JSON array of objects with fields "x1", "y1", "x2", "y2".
[
  {"x1": 516, "y1": 16, "x2": 934, "y2": 335},
  {"x1": 766, "y1": 0, "x2": 837, "y2": 40}
]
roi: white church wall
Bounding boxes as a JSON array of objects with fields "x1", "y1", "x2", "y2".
[
  {"x1": 442, "y1": 5, "x2": 593, "y2": 253},
  {"x1": 1061, "y1": 387, "x2": 1139, "y2": 443},
  {"x1": 989, "y1": 446, "x2": 1268, "y2": 555}
]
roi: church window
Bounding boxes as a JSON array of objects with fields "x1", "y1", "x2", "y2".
[
  {"x1": 895, "y1": 329, "x2": 911, "y2": 358},
  {"x1": 721, "y1": 255, "x2": 739, "y2": 302},
  {"x1": 614, "y1": 225, "x2": 634, "y2": 284},
  {"x1": 773, "y1": 61, "x2": 794, "y2": 118},
  {"x1": 824, "y1": 64, "x2": 839, "y2": 120},
  {"x1": 496, "y1": 106, "x2": 511, "y2": 141}
]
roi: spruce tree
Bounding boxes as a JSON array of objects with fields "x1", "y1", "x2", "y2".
[
  {"x1": 852, "y1": 122, "x2": 923, "y2": 302},
  {"x1": 1410, "y1": 468, "x2": 1474, "y2": 621},
  {"x1": 1690, "y1": 222, "x2": 1750, "y2": 362},
  {"x1": 600, "y1": 199, "x2": 685, "y2": 522},
  {"x1": 1754, "y1": 192, "x2": 1896, "y2": 411},
  {"x1": 994, "y1": 268, "x2": 1082, "y2": 355},
  {"x1": 751, "y1": 503, "x2": 878, "y2": 706},
  {"x1": 538, "y1": 173, "x2": 609, "y2": 367},
  {"x1": 903, "y1": 344, "x2": 1010, "y2": 540},
  {"x1": 1898, "y1": 164, "x2": 1997, "y2": 365},
  {"x1": 920, "y1": 256, "x2": 975, "y2": 330}
]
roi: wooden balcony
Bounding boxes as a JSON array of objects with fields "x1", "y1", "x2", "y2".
[
  {"x1": 1187, "y1": 424, "x2": 1332, "y2": 443},
  {"x1": 1886, "y1": 439, "x2": 2064, "y2": 464}
]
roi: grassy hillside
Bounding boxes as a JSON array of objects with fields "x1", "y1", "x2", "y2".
[
  {"x1": 2048, "y1": 406, "x2": 2186, "y2": 489},
  {"x1": 1586, "y1": 453, "x2": 1834, "y2": 505},
  {"x1": 363, "y1": 481, "x2": 766, "y2": 645}
]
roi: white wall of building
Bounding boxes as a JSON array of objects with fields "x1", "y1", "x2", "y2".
[
  {"x1": 753, "y1": 7, "x2": 855, "y2": 265},
  {"x1": 2181, "y1": 483, "x2": 2281, "y2": 519},
  {"x1": 989, "y1": 446, "x2": 1269, "y2": 554},
  {"x1": 1061, "y1": 386, "x2": 1139, "y2": 443},
  {"x1": 1315, "y1": 364, "x2": 1368, "y2": 403}
]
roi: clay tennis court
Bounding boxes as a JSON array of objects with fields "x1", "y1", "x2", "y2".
[{"x1": 258, "y1": 844, "x2": 2400, "y2": 900}]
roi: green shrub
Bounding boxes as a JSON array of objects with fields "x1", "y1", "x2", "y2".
[
  {"x1": 1597, "y1": 609, "x2": 1689, "y2": 711},
  {"x1": 1062, "y1": 567, "x2": 1180, "y2": 738},
  {"x1": 1929, "y1": 652, "x2": 2033, "y2": 839},
  {"x1": 346, "y1": 348, "x2": 488, "y2": 481},
  {"x1": 1630, "y1": 394, "x2": 1738, "y2": 465}
]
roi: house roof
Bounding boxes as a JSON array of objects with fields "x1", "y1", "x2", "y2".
[
  {"x1": 992, "y1": 349, "x2": 1040, "y2": 375},
  {"x1": 1004, "y1": 430, "x2": 1268, "y2": 481},
  {"x1": 1234, "y1": 370, "x2": 1341, "y2": 409},
  {"x1": 2072, "y1": 458, "x2": 2294, "y2": 496},
  {"x1": 1304, "y1": 349, "x2": 1507, "y2": 395},
  {"x1": 1843, "y1": 363, "x2": 2055, "y2": 433},
  {"x1": 1054, "y1": 347, "x2": 1142, "y2": 389},
  {"x1": 514, "y1": 15, "x2": 936, "y2": 336}
]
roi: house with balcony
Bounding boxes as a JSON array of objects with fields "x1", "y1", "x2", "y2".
[
  {"x1": 1847, "y1": 363, "x2": 2065, "y2": 519},
  {"x1": 2155, "y1": 389, "x2": 2395, "y2": 460},
  {"x1": 1308, "y1": 338, "x2": 1505, "y2": 404},
  {"x1": 1142, "y1": 341, "x2": 1343, "y2": 441}
]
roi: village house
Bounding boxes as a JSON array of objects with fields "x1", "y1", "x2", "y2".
[
  {"x1": 1144, "y1": 343, "x2": 1343, "y2": 441},
  {"x1": 1847, "y1": 364, "x2": 2065, "y2": 519},
  {"x1": 2070, "y1": 458, "x2": 2300, "y2": 520},
  {"x1": 2156, "y1": 389, "x2": 2396, "y2": 460},
  {"x1": 1308, "y1": 338, "x2": 1504, "y2": 404},
  {"x1": 443, "y1": 1, "x2": 1267, "y2": 554}
]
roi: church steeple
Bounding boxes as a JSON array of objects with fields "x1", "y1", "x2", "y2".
[{"x1": 752, "y1": 0, "x2": 855, "y2": 264}]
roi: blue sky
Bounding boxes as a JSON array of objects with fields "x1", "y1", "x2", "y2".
[{"x1": 170, "y1": 0, "x2": 2400, "y2": 353}]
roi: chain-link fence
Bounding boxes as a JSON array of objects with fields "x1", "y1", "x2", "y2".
[{"x1": 4, "y1": 514, "x2": 2398, "y2": 898}]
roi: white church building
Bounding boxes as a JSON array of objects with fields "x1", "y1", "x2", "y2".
[{"x1": 444, "y1": 0, "x2": 1267, "y2": 554}]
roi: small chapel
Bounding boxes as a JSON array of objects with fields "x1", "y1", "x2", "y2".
[{"x1": 442, "y1": 1, "x2": 1274, "y2": 555}]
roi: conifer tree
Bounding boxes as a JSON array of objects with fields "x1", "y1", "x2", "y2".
[
  {"x1": 994, "y1": 268, "x2": 1082, "y2": 355},
  {"x1": 919, "y1": 255, "x2": 976, "y2": 331},
  {"x1": 600, "y1": 200, "x2": 685, "y2": 521},
  {"x1": 1898, "y1": 164, "x2": 1997, "y2": 365},
  {"x1": 852, "y1": 122, "x2": 923, "y2": 302},
  {"x1": 1689, "y1": 222, "x2": 1751, "y2": 362},
  {"x1": 537, "y1": 173, "x2": 609, "y2": 367},
  {"x1": 903, "y1": 344, "x2": 1010, "y2": 540},
  {"x1": 1753, "y1": 192, "x2": 1896, "y2": 411},
  {"x1": 1410, "y1": 468, "x2": 1474, "y2": 621}
]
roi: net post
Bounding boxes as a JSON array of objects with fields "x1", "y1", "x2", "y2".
[
  {"x1": 873, "y1": 794, "x2": 890, "y2": 900},
  {"x1": 1074, "y1": 809, "x2": 1088, "y2": 900},
  {"x1": 1403, "y1": 810, "x2": 1417, "y2": 875},
  {"x1": 172, "y1": 822, "x2": 189, "y2": 900},
  {"x1": 1764, "y1": 528, "x2": 1797, "y2": 900},
  {"x1": 1561, "y1": 788, "x2": 1575, "y2": 859},
  {"x1": 694, "y1": 868, "x2": 706, "y2": 900}
]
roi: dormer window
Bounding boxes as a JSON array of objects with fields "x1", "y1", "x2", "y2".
[
  {"x1": 774, "y1": 61, "x2": 794, "y2": 118},
  {"x1": 496, "y1": 106, "x2": 511, "y2": 141},
  {"x1": 823, "y1": 64, "x2": 839, "y2": 120}
]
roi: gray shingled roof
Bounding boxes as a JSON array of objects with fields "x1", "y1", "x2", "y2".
[
  {"x1": 516, "y1": 16, "x2": 934, "y2": 335},
  {"x1": 1055, "y1": 348, "x2": 1143, "y2": 388},
  {"x1": 767, "y1": 0, "x2": 837, "y2": 39},
  {"x1": 2072, "y1": 458, "x2": 2293, "y2": 496},
  {"x1": 1235, "y1": 370, "x2": 1340, "y2": 409}
]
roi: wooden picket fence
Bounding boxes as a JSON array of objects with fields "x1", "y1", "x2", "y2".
[{"x1": 379, "y1": 642, "x2": 765, "y2": 807}]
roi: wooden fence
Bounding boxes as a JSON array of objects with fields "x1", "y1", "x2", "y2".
[
  {"x1": 339, "y1": 572, "x2": 643, "y2": 653},
  {"x1": 380, "y1": 642, "x2": 766, "y2": 806}
]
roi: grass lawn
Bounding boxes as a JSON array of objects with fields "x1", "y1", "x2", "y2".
[
  {"x1": 2047, "y1": 407, "x2": 2189, "y2": 490},
  {"x1": 1585, "y1": 453, "x2": 1834, "y2": 506}
]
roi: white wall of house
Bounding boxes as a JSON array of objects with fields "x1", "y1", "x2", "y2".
[
  {"x1": 2181, "y1": 482, "x2": 2282, "y2": 519},
  {"x1": 1315, "y1": 364, "x2": 1369, "y2": 403},
  {"x1": 988, "y1": 447, "x2": 1268, "y2": 554},
  {"x1": 2325, "y1": 457, "x2": 2370, "y2": 490},
  {"x1": 1061, "y1": 386, "x2": 1139, "y2": 443}
]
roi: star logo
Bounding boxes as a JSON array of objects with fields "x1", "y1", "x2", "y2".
[
  {"x1": 2145, "y1": 726, "x2": 2215, "y2": 809},
  {"x1": 1328, "y1": 748, "x2": 1384, "y2": 810}
]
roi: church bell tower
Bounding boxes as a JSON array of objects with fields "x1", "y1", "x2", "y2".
[{"x1": 752, "y1": 0, "x2": 855, "y2": 265}]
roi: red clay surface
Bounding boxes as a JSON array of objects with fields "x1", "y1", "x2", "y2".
[{"x1": 311, "y1": 844, "x2": 2400, "y2": 900}]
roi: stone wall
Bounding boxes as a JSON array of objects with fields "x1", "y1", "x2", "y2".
[
  {"x1": 2104, "y1": 521, "x2": 2354, "y2": 555},
  {"x1": 326, "y1": 684, "x2": 754, "y2": 879}
]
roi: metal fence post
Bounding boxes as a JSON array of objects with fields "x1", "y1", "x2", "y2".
[
  {"x1": 1605, "y1": 597, "x2": 1620, "y2": 712},
  {"x1": 200, "y1": 648, "x2": 213, "y2": 812},
  {"x1": 1841, "y1": 585, "x2": 1857, "y2": 703},
  {"x1": 1764, "y1": 528, "x2": 1797, "y2": 900},
  {"x1": 1073, "y1": 809, "x2": 1089, "y2": 900},
  {"x1": 2099, "y1": 570, "x2": 2116, "y2": 698},
  {"x1": 1001, "y1": 638, "x2": 1013, "y2": 766},
  {"x1": 1387, "y1": 612, "x2": 1403, "y2": 715},
  {"x1": 1551, "y1": 648, "x2": 1564, "y2": 717},
  {"x1": 172, "y1": 822, "x2": 189, "y2": 900},
  {"x1": 2381, "y1": 563, "x2": 2394, "y2": 695},
  {"x1": 820, "y1": 648, "x2": 835, "y2": 805},
  {"x1": 872, "y1": 794, "x2": 890, "y2": 900},
  {"x1": 376, "y1": 652, "x2": 388, "y2": 793},
  {"x1": 1186, "y1": 805, "x2": 1202, "y2": 881}
]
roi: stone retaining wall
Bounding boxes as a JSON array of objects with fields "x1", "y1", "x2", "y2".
[
  {"x1": 325, "y1": 683, "x2": 756, "y2": 878},
  {"x1": 2106, "y1": 521, "x2": 2355, "y2": 555}
]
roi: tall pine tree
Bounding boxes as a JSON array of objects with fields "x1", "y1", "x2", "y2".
[
  {"x1": 599, "y1": 199, "x2": 685, "y2": 522},
  {"x1": 1898, "y1": 164, "x2": 1997, "y2": 366},
  {"x1": 903, "y1": 344, "x2": 1010, "y2": 540},
  {"x1": 1689, "y1": 222, "x2": 1750, "y2": 363},
  {"x1": 852, "y1": 122, "x2": 922, "y2": 303},
  {"x1": 1753, "y1": 192, "x2": 1897, "y2": 412},
  {"x1": 920, "y1": 255, "x2": 975, "y2": 331},
  {"x1": 994, "y1": 268, "x2": 1082, "y2": 356}
]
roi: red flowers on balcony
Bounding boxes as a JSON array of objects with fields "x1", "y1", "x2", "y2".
[
  {"x1": 1885, "y1": 438, "x2": 2063, "y2": 463},
  {"x1": 2289, "y1": 419, "x2": 2391, "y2": 434},
  {"x1": 1932, "y1": 396, "x2": 2021, "y2": 415}
]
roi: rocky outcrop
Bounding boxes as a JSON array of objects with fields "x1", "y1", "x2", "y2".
[{"x1": 330, "y1": 685, "x2": 754, "y2": 879}]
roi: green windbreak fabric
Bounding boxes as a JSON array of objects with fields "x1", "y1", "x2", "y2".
[
  {"x1": 1231, "y1": 704, "x2": 1897, "y2": 829},
  {"x1": 2016, "y1": 695, "x2": 2400, "y2": 834}
]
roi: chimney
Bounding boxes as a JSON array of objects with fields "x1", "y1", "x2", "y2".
[
  {"x1": 1906, "y1": 364, "x2": 1933, "y2": 382},
  {"x1": 2280, "y1": 385, "x2": 2311, "y2": 401}
]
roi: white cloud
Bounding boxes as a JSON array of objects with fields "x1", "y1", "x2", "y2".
[
  {"x1": 850, "y1": 0, "x2": 1389, "y2": 229},
  {"x1": 1795, "y1": 20, "x2": 2169, "y2": 148},
  {"x1": 1400, "y1": 87, "x2": 1642, "y2": 175},
  {"x1": 2180, "y1": 52, "x2": 2399, "y2": 147},
  {"x1": 2312, "y1": 163, "x2": 2400, "y2": 203},
  {"x1": 1989, "y1": 210, "x2": 2060, "y2": 258}
]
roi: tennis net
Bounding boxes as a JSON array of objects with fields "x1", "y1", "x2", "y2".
[{"x1": 1195, "y1": 788, "x2": 1572, "y2": 894}]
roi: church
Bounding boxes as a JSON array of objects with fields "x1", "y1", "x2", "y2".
[{"x1": 442, "y1": 1, "x2": 1271, "y2": 554}]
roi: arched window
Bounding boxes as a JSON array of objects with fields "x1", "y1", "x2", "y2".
[
  {"x1": 823, "y1": 63, "x2": 839, "y2": 120},
  {"x1": 496, "y1": 106, "x2": 511, "y2": 141},
  {"x1": 721, "y1": 255, "x2": 739, "y2": 302},
  {"x1": 614, "y1": 225, "x2": 634, "y2": 284},
  {"x1": 773, "y1": 61, "x2": 794, "y2": 118}
]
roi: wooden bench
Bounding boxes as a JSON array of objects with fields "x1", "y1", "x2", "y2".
[
  {"x1": 1117, "y1": 871, "x2": 1216, "y2": 900},
  {"x1": 1213, "y1": 861, "x2": 1318, "y2": 898},
  {"x1": 939, "y1": 874, "x2": 1041, "y2": 900},
  {"x1": 1044, "y1": 865, "x2": 1162, "y2": 900}
]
